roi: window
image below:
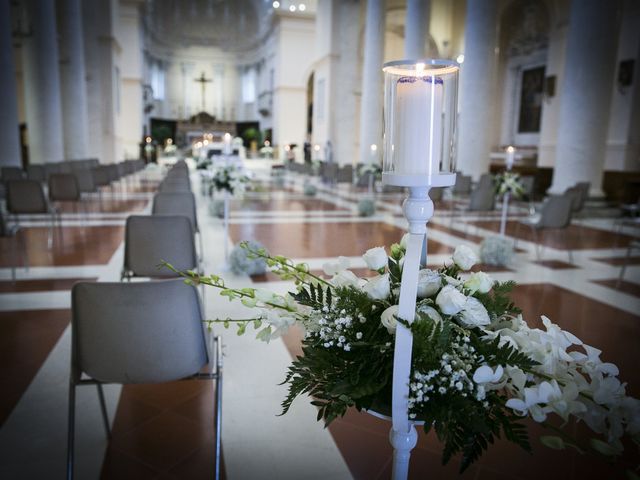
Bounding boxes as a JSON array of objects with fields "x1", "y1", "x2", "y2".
[{"x1": 242, "y1": 67, "x2": 256, "y2": 103}]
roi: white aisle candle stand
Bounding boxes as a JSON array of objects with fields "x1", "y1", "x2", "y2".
[
  {"x1": 223, "y1": 188, "x2": 230, "y2": 262},
  {"x1": 380, "y1": 59, "x2": 459, "y2": 480},
  {"x1": 499, "y1": 146, "x2": 516, "y2": 237}
]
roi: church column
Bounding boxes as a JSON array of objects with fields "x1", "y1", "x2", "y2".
[
  {"x1": 359, "y1": 0, "x2": 385, "y2": 165},
  {"x1": 59, "y1": 0, "x2": 89, "y2": 160},
  {"x1": 22, "y1": 0, "x2": 65, "y2": 164},
  {"x1": 456, "y1": 0, "x2": 498, "y2": 179},
  {"x1": 549, "y1": 0, "x2": 620, "y2": 196},
  {"x1": 404, "y1": 0, "x2": 430, "y2": 59},
  {"x1": 0, "y1": 0, "x2": 21, "y2": 167}
]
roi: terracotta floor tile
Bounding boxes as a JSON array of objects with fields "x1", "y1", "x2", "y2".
[
  {"x1": 100, "y1": 446, "x2": 160, "y2": 480},
  {"x1": 0, "y1": 309, "x2": 70, "y2": 426},
  {"x1": 532, "y1": 259, "x2": 579, "y2": 270},
  {"x1": 168, "y1": 444, "x2": 226, "y2": 480},
  {"x1": 122, "y1": 380, "x2": 210, "y2": 411},
  {"x1": 591, "y1": 278, "x2": 640, "y2": 297},
  {"x1": 108, "y1": 410, "x2": 213, "y2": 472},
  {"x1": 0, "y1": 226, "x2": 124, "y2": 267},
  {"x1": 0, "y1": 277, "x2": 96, "y2": 294},
  {"x1": 229, "y1": 221, "x2": 452, "y2": 258},
  {"x1": 469, "y1": 220, "x2": 634, "y2": 250},
  {"x1": 592, "y1": 255, "x2": 640, "y2": 266},
  {"x1": 110, "y1": 390, "x2": 163, "y2": 436}
]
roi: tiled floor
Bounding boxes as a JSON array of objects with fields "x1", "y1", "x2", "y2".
[{"x1": 0, "y1": 162, "x2": 639, "y2": 480}]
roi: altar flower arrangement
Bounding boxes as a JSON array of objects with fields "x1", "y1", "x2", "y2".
[
  {"x1": 494, "y1": 171, "x2": 525, "y2": 198},
  {"x1": 209, "y1": 163, "x2": 250, "y2": 195},
  {"x1": 163, "y1": 241, "x2": 639, "y2": 474}
]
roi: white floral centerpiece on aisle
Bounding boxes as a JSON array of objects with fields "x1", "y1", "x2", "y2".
[
  {"x1": 494, "y1": 171, "x2": 525, "y2": 198},
  {"x1": 209, "y1": 163, "x2": 251, "y2": 196},
  {"x1": 164, "y1": 241, "x2": 639, "y2": 475}
]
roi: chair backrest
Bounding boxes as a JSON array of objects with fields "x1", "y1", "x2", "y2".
[
  {"x1": 6, "y1": 179, "x2": 49, "y2": 214},
  {"x1": 74, "y1": 169, "x2": 96, "y2": 193},
  {"x1": 152, "y1": 192, "x2": 198, "y2": 232},
  {"x1": 124, "y1": 215, "x2": 197, "y2": 277},
  {"x1": 563, "y1": 186, "x2": 583, "y2": 212},
  {"x1": 159, "y1": 180, "x2": 191, "y2": 193},
  {"x1": 26, "y1": 165, "x2": 47, "y2": 183},
  {"x1": 58, "y1": 161, "x2": 73, "y2": 173},
  {"x1": 477, "y1": 173, "x2": 493, "y2": 191},
  {"x1": 71, "y1": 279, "x2": 207, "y2": 384},
  {"x1": 323, "y1": 163, "x2": 338, "y2": 182},
  {"x1": 106, "y1": 164, "x2": 120, "y2": 182},
  {"x1": 453, "y1": 174, "x2": 472, "y2": 194},
  {"x1": 538, "y1": 194, "x2": 574, "y2": 229},
  {"x1": 429, "y1": 187, "x2": 444, "y2": 201},
  {"x1": 1, "y1": 167, "x2": 24, "y2": 182},
  {"x1": 520, "y1": 175, "x2": 535, "y2": 197},
  {"x1": 49, "y1": 173, "x2": 80, "y2": 202},
  {"x1": 92, "y1": 166, "x2": 111, "y2": 187},
  {"x1": 575, "y1": 182, "x2": 590, "y2": 209},
  {"x1": 356, "y1": 172, "x2": 374, "y2": 188},
  {"x1": 469, "y1": 183, "x2": 495, "y2": 211},
  {"x1": 337, "y1": 165, "x2": 353, "y2": 183}
]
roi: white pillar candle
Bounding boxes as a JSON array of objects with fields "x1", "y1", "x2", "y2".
[
  {"x1": 223, "y1": 132, "x2": 232, "y2": 155},
  {"x1": 393, "y1": 73, "x2": 443, "y2": 176},
  {"x1": 505, "y1": 146, "x2": 515, "y2": 170}
]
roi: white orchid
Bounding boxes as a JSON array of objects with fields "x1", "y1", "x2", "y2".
[
  {"x1": 323, "y1": 256, "x2": 350, "y2": 276},
  {"x1": 260, "y1": 309, "x2": 296, "y2": 341}
]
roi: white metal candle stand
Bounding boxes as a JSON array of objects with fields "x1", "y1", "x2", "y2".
[
  {"x1": 385, "y1": 177, "x2": 460, "y2": 480},
  {"x1": 499, "y1": 154, "x2": 514, "y2": 237},
  {"x1": 223, "y1": 189, "x2": 230, "y2": 262}
]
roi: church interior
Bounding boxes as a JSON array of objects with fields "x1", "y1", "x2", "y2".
[{"x1": 1, "y1": 0, "x2": 639, "y2": 479}]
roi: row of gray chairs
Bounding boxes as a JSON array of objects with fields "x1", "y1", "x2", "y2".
[{"x1": 69, "y1": 160, "x2": 221, "y2": 479}]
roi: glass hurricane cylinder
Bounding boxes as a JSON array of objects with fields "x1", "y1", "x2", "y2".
[{"x1": 382, "y1": 60, "x2": 459, "y2": 187}]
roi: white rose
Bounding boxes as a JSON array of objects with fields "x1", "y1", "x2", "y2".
[
  {"x1": 363, "y1": 246, "x2": 388, "y2": 271},
  {"x1": 459, "y1": 296, "x2": 491, "y2": 327},
  {"x1": 363, "y1": 273, "x2": 391, "y2": 300},
  {"x1": 416, "y1": 269, "x2": 441, "y2": 298},
  {"x1": 453, "y1": 245, "x2": 478, "y2": 271},
  {"x1": 416, "y1": 304, "x2": 443, "y2": 324},
  {"x1": 380, "y1": 305, "x2": 399, "y2": 333},
  {"x1": 435, "y1": 285, "x2": 467, "y2": 315},
  {"x1": 331, "y1": 269, "x2": 361, "y2": 288},
  {"x1": 323, "y1": 256, "x2": 351, "y2": 276},
  {"x1": 464, "y1": 271, "x2": 494, "y2": 294}
]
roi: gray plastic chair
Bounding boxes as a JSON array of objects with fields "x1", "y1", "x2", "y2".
[
  {"x1": 74, "y1": 170, "x2": 97, "y2": 195},
  {"x1": 91, "y1": 166, "x2": 111, "y2": 190},
  {"x1": 26, "y1": 165, "x2": 47, "y2": 183},
  {"x1": 0, "y1": 210, "x2": 26, "y2": 280},
  {"x1": 122, "y1": 215, "x2": 199, "y2": 280},
  {"x1": 6, "y1": 179, "x2": 57, "y2": 247},
  {"x1": 49, "y1": 173, "x2": 81, "y2": 202},
  {"x1": 451, "y1": 182, "x2": 495, "y2": 231},
  {"x1": 452, "y1": 174, "x2": 472, "y2": 195},
  {"x1": 516, "y1": 193, "x2": 575, "y2": 262},
  {"x1": 67, "y1": 279, "x2": 222, "y2": 480},
  {"x1": 337, "y1": 165, "x2": 353, "y2": 184},
  {"x1": 159, "y1": 179, "x2": 192, "y2": 193},
  {"x1": 1, "y1": 166, "x2": 25, "y2": 183},
  {"x1": 152, "y1": 192, "x2": 203, "y2": 260}
]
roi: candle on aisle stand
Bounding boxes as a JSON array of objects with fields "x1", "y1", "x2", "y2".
[
  {"x1": 392, "y1": 63, "x2": 443, "y2": 177},
  {"x1": 505, "y1": 145, "x2": 515, "y2": 171},
  {"x1": 223, "y1": 132, "x2": 232, "y2": 155}
]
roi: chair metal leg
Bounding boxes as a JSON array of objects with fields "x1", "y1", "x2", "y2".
[
  {"x1": 616, "y1": 243, "x2": 633, "y2": 288},
  {"x1": 96, "y1": 384, "x2": 112, "y2": 439},
  {"x1": 67, "y1": 382, "x2": 76, "y2": 480},
  {"x1": 214, "y1": 337, "x2": 223, "y2": 480}
]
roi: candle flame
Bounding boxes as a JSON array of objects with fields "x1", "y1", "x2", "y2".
[{"x1": 506, "y1": 146, "x2": 515, "y2": 153}]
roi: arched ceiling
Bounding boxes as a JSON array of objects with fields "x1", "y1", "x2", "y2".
[{"x1": 143, "y1": 0, "x2": 273, "y2": 51}]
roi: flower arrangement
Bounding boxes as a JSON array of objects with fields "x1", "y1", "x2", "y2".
[
  {"x1": 358, "y1": 163, "x2": 383, "y2": 178},
  {"x1": 494, "y1": 172, "x2": 525, "y2": 198},
  {"x1": 209, "y1": 163, "x2": 250, "y2": 195},
  {"x1": 164, "y1": 241, "x2": 639, "y2": 474},
  {"x1": 229, "y1": 240, "x2": 268, "y2": 276},
  {"x1": 303, "y1": 182, "x2": 317, "y2": 197},
  {"x1": 208, "y1": 199, "x2": 225, "y2": 219},
  {"x1": 358, "y1": 198, "x2": 376, "y2": 217},
  {"x1": 480, "y1": 235, "x2": 514, "y2": 266}
]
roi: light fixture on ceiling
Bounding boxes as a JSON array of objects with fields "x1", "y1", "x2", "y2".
[
  {"x1": 299, "y1": 4, "x2": 306, "y2": 11},
  {"x1": 272, "y1": 1, "x2": 280, "y2": 8},
  {"x1": 289, "y1": 5, "x2": 296, "y2": 12},
  {"x1": 456, "y1": 53, "x2": 465, "y2": 64}
]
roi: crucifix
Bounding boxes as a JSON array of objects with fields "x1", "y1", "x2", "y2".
[{"x1": 194, "y1": 71, "x2": 213, "y2": 112}]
